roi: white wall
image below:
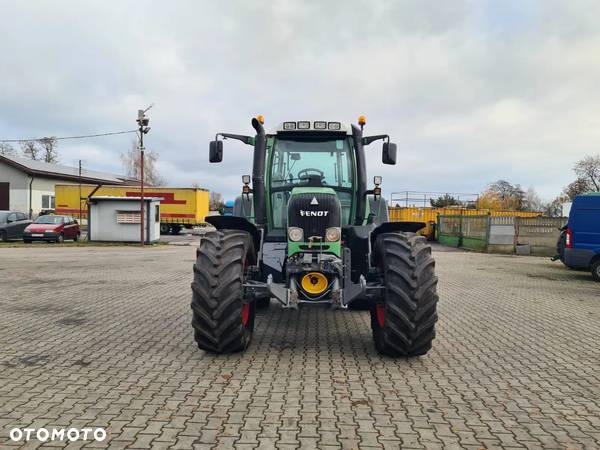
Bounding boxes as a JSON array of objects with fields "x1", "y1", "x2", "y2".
[
  {"x1": 89, "y1": 199, "x2": 160, "y2": 242},
  {"x1": 0, "y1": 161, "x2": 80, "y2": 216},
  {"x1": 30, "y1": 177, "x2": 75, "y2": 214},
  {"x1": 0, "y1": 163, "x2": 28, "y2": 212}
]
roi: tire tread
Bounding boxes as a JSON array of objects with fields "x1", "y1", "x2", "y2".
[
  {"x1": 371, "y1": 232, "x2": 439, "y2": 357},
  {"x1": 191, "y1": 229, "x2": 254, "y2": 353}
]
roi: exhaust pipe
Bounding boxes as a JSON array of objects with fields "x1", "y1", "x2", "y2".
[{"x1": 251, "y1": 117, "x2": 267, "y2": 227}]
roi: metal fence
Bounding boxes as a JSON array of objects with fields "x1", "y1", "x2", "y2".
[{"x1": 437, "y1": 215, "x2": 489, "y2": 251}]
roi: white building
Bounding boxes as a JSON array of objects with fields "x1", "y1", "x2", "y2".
[
  {"x1": 0, "y1": 154, "x2": 135, "y2": 217},
  {"x1": 88, "y1": 196, "x2": 161, "y2": 243}
]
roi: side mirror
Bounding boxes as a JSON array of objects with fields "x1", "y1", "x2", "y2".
[
  {"x1": 382, "y1": 142, "x2": 397, "y2": 165},
  {"x1": 209, "y1": 140, "x2": 223, "y2": 163}
]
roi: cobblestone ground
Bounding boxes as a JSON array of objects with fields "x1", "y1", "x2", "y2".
[{"x1": 0, "y1": 245, "x2": 598, "y2": 449}]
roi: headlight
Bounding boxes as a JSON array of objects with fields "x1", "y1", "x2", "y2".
[
  {"x1": 288, "y1": 227, "x2": 303, "y2": 242},
  {"x1": 325, "y1": 227, "x2": 341, "y2": 242}
]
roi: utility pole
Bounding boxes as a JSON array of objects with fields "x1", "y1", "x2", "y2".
[
  {"x1": 78, "y1": 160, "x2": 82, "y2": 223},
  {"x1": 136, "y1": 107, "x2": 151, "y2": 246}
]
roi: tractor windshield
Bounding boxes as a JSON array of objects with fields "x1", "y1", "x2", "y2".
[{"x1": 269, "y1": 137, "x2": 354, "y2": 228}]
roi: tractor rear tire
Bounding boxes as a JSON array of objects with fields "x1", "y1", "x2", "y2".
[
  {"x1": 191, "y1": 229, "x2": 256, "y2": 353},
  {"x1": 371, "y1": 232, "x2": 438, "y2": 357}
]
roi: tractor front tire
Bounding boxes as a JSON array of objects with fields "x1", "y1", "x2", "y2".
[
  {"x1": 191, "y1": 230, "x2": 256, "y2": 353},
  {"x1": 371, "y1": 232, "x2": 438, "y2": 357}
]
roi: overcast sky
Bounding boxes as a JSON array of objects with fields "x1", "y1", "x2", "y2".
[{"x1": 2, "y1": 0, "x2": 600, "y2": 202}]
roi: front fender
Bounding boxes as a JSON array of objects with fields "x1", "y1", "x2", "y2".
[
  {"x1": 370, "y1": 221, "x2": 426, "y2": 248},
  {"x1": 205, "y1": 216, "x2": 262, "y2": 251}
]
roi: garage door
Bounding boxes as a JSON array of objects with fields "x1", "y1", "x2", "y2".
[{"x1": 0, "y1": 182, "x2": 8, "y2": 210}]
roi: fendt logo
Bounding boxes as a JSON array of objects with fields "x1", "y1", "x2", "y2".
[{"x1": 300, "y1": 210, "x2": 329, "y2": 217}]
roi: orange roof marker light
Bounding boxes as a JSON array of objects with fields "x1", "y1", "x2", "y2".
[
  {"x1": 358, "y1": 115, "x2": 366, "y2": 126},
  {"x1": 256, "y1": 115, "x2": 265, "y2": 124}
]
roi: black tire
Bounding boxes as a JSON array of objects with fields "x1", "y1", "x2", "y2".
[
  {"x1": 370, "y1": 232, "x2": 439, "y2": 357},
  {"x1": 591, "y1": 259, "x2": 600, "y2": 282},
  {"x1": 191, "y1": 229, "x2": 256, "y2": 353},
  {"x1": 73, "y1": 232, "x2": 80, "y2": 242},
  {"x1": 56, "y1": 233, "x2": 64, "y2": 244},
  {"x1": 255, "y1": 297, "x2": 270, "y2": 309},
  {"x1": 0, "y1": 231, "x2": 7, "y2": 242},
  {"x1": 160, "y1": 224, "x2": 170, "y2": 235},
  {"x1": 23, "y1": 240, "x2": 31, "y2": 244},
  {"x1": 171, "y1": 225, "x2": 182, "y2": 235}
]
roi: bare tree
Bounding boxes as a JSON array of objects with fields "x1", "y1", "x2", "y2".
[
  {"x1": 544, "y1": 197, "x2": 566, "y2": 217},
  {"x1": 210, "y1": 191, "x2": 224, "y2": 211},
  {"x1": 0, "y1": 142, "x2": 16, "y2": 156},
  {"x1": 38, "y1": 137, "x2": 59, "y2": 163},
  {"x1": 121, "y1": 139, "x2": 166, "y2": 186},
  {"x1": 523, "y1": 187, "x2": 543, "y2": 211},
  {"x1": 563, "y1": 177, "x2": 593, "y2": 200},
  {"x1": 20, "y1": 140, "x2": 41, "y2": 160},
  {"x1": 573, "y1": 154, "x2": 600, "y2": 192},
  {"x1": 484, "y1": 180, "x2": 526, "y2": 210}
]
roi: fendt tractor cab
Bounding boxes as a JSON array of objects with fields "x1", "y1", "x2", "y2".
[{"x1": 191, "y1": 116, "x2": 439, "y2": 356}]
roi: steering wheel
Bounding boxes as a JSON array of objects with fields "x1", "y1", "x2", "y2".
[{"x1": 297, "y1": 168, "x2": 325, "y2": 181}]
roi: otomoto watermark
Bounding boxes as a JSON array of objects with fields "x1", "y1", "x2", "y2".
[{"x1": 9, "y1": 427, "x2": 107, "y2": 442}]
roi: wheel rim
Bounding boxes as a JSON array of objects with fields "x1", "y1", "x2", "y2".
[{"x1": 375, "y1": 304, "x2": 385, "y2": 328}]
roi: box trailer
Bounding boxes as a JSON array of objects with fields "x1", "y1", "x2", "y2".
[{"x1": 55, "y1": 184, "x2": 210, "y2": 234}]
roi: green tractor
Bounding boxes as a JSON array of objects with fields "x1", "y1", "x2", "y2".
[{"x1": 191, "y1": 116, "x2": 438, "y2": 356}]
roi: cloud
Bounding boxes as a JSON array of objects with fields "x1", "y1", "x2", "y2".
[{"x1": 1, "y1": 1, "x2": 600, "y2": 202}]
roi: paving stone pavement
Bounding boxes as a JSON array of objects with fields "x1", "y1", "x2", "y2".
[{"x1": 0, "y1": 245, "x2": 598, "y2": 449}]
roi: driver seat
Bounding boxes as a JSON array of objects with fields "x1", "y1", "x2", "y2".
[{"x1": 306, "y1": 175, "x2": 324, "y2": 187}]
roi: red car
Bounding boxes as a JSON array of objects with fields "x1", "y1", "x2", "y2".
[{"x1": 23, "y1": 215, "x2": 81, "y2": 243}]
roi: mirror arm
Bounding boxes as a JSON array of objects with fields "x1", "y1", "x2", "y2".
[
  {"x1": 216, "y1": 133, "x2": 254, "y2": 146},
  {"x1": 362, "y1": 134, "x2": 389, "y2": 146}
]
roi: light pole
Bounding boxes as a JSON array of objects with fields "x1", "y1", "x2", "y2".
[{"x1": 136, "y1": 108, "x2": 151, "y2": 246}]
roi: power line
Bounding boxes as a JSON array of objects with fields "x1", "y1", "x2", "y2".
[{"x1": 0, "y1": 129, "x2": 138, "y2": 143}]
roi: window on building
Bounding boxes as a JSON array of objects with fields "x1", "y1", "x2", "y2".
[
  {"x1": 116, "y1": 210, "x2": 141, "y2": 224},
  {"x1": 42, "y1": 195, "x2": 55, "y2": 209}
]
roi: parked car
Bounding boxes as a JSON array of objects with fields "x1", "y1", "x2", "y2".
[
  {"x1": 0, "y1": 211, "x2": 33, "y2": 241},
  {"x1": 560, "y1": 193, "x2": 600, "y2": 281},
  {"x1": 23, "y1": 215, "x2": 81, "y2": 243}
]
